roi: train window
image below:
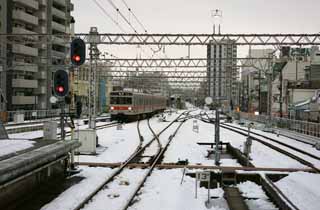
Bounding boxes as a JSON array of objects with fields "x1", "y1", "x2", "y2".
[
  {"x1": 110, "y1": 97, "x2": 132, "y2": 104},
  {"x1": 110, "y1": 97, "x2": 117, "y2": 104}
]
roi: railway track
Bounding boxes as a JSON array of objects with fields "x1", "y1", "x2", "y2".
[
  {"x1": 199, "y1": 112, "x2": 320, "y2": 173},
  {"x1": 72, "y1": 111, "x2": 188, "y2": 210}
]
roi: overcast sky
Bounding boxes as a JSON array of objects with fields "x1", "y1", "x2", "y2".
[{"x1": 72, "y1": 0, "x2": 320, "y2": 58}]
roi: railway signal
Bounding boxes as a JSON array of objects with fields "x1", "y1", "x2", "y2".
[
  {"x1": 53, "y1": 70, "x2": 69, "y2": 97},
  {"x1": 71, "y1": 38, "x2": 86, "y2": 66}
]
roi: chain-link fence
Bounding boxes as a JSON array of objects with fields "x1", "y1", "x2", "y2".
[{"x1": 240, "y1": 112, "x2": 320, "y2": 137}]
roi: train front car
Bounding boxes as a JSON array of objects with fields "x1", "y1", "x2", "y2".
[
  {"x1": 110, "y1": 90, "x2": 167, "y2": 122},
  {"x1": 110, "y1": 91, "x2": 134, "y2": 122}
]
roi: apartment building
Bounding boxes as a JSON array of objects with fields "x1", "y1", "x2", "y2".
[
  {"x1": 207, "y1": 40, "x2": 237, "y2": 110},
  {"x1": 240, "y1": 49, "x2": 273, "y2": 113},
  {"x1": 1, "y1": 0, "x2": 73, "y2": 111},
  {"x1": 0, "y1": 1, "x2": 7, "y2": 111}
]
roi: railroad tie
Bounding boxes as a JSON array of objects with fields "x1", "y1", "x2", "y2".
[{"x1": 224, "y1": 187, "x2": 249, "y2": 210}]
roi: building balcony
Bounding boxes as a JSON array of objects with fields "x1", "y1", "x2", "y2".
[
  {"x1": 52, "y1": 49, "x2": 66, "y2": 58},
  {"x1": 52, "y1": 7, "x2": 66, "y2": 19},
  {"x1": 13, "y1": 0, "x2": 39, "y2": 10},
  {"x1": 12, "y1": 44, "x2": 38, "y2": 57},
  {"x1": 35, "y1": 86, "x2": 46, "y2": 94},
  {"x1": 12, "y1": 27, "x2": 38, "y2": 41},
  {"x1": 12, "y1": 61, "x2": 38, "y2": 72},
  {"x1": 12, "y1": 96, "x2": 37, "y2": 105},
  {"x1": 52, "y1": 21, "x2": 66, "y2": 33},
  {"x1": 52, "y1": 36, "x2": 67, "y2": 46},
  {"x1": 12, "y1": 10, "x2": 38, "y2": 25},
  {"x1": 12, "y1": 79, "x2": 38, "y2": 89}
]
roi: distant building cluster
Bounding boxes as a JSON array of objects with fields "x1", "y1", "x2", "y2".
[{"x1": 239, "y1": 46, "x2": 320, "y2": 121}]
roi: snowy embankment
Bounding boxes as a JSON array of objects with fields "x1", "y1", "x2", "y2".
[
  {"x1": 0, "y1": 139, "x2": 35, "y2": 157},
  {"x1": 40, "y1": 167, "x2": 115, "y2": 210},
  {"x1": 275, "y1": 172, "x2": 320, "y2": 210},
  {"x1": 163, "y1": 118, "x2": 305, "y2": 169},
  {"x1": 225, "y1": 123, "x2": 320, "y2": 168}
]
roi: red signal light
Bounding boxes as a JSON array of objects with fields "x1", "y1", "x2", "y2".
[
  {"x1": 73, "y1": 55, "x2": 81, "y2": 62},
  {"x1": 56, "y1": 86, "x2": 64, "y2": 93}
]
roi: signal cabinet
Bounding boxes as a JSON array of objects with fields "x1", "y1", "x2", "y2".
[{"x1": 77, "y1": 129, "x2": 96, "y2": 154}]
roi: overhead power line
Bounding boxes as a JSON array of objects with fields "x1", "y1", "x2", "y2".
[
  {"x1": 106, "y1": 0, "x2": 137, "y2": 33},
  {"x1": 92, "y1": 0, "x2": 126, "y2": 33},
  {"x1": 120, "y1": 0, "x2": 148, "y2": 33}
]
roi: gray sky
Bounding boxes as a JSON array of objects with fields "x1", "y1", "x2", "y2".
[{"x1": 73, "y1": 0, "x2": 320, "y2": 58}]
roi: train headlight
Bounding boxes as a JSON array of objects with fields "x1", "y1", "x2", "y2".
[
  {"x1": 128, "y1": 106, "x2": 132, "y2": 110},
  {"x1": 111, "y1": 106, "x2": 114, "y2": 110}
]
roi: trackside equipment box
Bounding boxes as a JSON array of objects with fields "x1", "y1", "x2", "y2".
[{"x1": 77, "y1": 129, "x2": 96, "y2": 154}]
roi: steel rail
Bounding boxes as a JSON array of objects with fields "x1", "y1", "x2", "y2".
[
  {"x1": 72, "y1": 112, "x2": 186, "y2": 210},
  {"x1": 121, "y1": 112, "x2": 188, "y2": 210},
  {"x1": 220, "y1": 124, "x2": 320, "y2": 173}
]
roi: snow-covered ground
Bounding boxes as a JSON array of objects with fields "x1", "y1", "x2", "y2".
[
  {"x1": 40, "y1": 166, "x2": 115, "y2": 210},
  {"x1": 6, "y1": 109, "x2": 320, "y2": 210},
  {"x1": 238, "y1": 181, "x2": 278, "y2": 210},
  {"x1": 275, "y1": 172, "x2": 320, "y2": 210},
  {"x1": 0, "y1": 139, "x2": 35, "y2": 157},
  {"x1": 82, "y1": 169, "x2": 147, "y2": 210},
  {"x1": 163, "y1": 117, "x2": 305, "y2": 169},
  {"x1": 224, "y1": 123, "x2": 320, "y2": 168},
  {"x1": 77, "y1": 121, "x2": 141, "y2": 163},
  {"x1": 128, "y1": 169, "x2": 229, "y2": 210}
]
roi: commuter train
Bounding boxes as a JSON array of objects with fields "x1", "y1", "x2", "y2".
[{"x1": 110, "y1": 90, "x2": 167, "y2": 121}]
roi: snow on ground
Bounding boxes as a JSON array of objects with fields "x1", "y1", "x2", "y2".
[
  {"x1": 0, "y1": 139, "x2": 35, "y2": 157},
  {"x1": 82, "y1": 169, "x2": 147, "y2": 210},
  {"x1": 275, "y1": 172, "x2": 320, "y2": 210},
  {"x1": 142, "y1": 117, "x2": 181, "y2": 158},
  {"x1": 226, "y1": 122, "x2": 320, "y2": 168},
  {"x1": 128, "y1": 169, "x2": 229, "y2": 210},
  {"x1": 163, "y1": 118, "x2": 240, "y2": 166},
  {"x1": 9, "y1": 130, "x2": 43, "y2": 139},
  {"x1": 163, "y1": 117, "x2": 303, "y2": 168},
  {"x1": 238, "y1": 181, "x2": 278, "y2": 210},
  {"x1": 41, "y1": 166, "x2": 115, "y2": 210},
  {"x1": 77, "y1": 121, "x2": 141, "y2": 163},
  {"x1": 220, "y1": 127, "x2": 306, "y2": 168}
]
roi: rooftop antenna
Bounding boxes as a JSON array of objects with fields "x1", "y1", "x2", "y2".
[{"x1": 211, "y1": 9, "x2": 222, "y2": 34}]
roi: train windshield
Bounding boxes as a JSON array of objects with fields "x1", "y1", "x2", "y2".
[{"x1": 110, "y1": 97, "x2": 132, "y2": 105}]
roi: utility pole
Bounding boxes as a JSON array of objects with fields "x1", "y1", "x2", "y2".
[
  {"x1": 88, "y1": 27, "x2": 100, "y2": 129},
  {"x1": 279, "y1": 66, "x2": 283, "y2": 118},
  {"x1": 267, "y1": 53, "x2": 273, "y2": 118},
  {"x1": 258, "y1": 68, "x2": 261, "y2": 114}
]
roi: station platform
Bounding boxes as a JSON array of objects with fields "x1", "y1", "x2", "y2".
[{"x1": 0, "y1": 138, "x2": 81, "y2": 209}]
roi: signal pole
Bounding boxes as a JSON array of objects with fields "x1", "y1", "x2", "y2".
[{"x1": 88, "y1": 27, "x2": 100, "y2": 129}]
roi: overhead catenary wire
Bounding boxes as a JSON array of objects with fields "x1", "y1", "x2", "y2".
[
  {"x1": 120, "y1": 0, "x2": 147, "y2": 33},
  {"x1": 92, "y1": 0, "x2": 126, "y2": 33}
]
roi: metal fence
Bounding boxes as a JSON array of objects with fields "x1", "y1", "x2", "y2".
[
  {"x1": 239, "y1": 112, "x2": 320, "y2": 137},
  {"x1": 5, "y1": 109, "x2": 62, "y2": 123}
]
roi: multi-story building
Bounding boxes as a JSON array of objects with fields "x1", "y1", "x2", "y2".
[
  {"x1": 207, "y1": 40, "x2": 237, "y2": 111},
  {"x1": 271, "y1": 47, "x2": 318, "y2": 117},
  {"x1": 240, "y1": 49, "x2": 273, "y2": 113},
  {"x1": 0, "y1": 0, "x2": 7, "y2": 111},
  {"x1": 1, "y1": 0, "x2": 73, "y2": 111}
]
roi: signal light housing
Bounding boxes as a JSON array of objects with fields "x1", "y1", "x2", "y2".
[
  {"x1": 71, "y1": 38, "x2": 86, "y2": 66},
  {"x1": 53, "y1": 70, "x2": 69, "y2": 97}
]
